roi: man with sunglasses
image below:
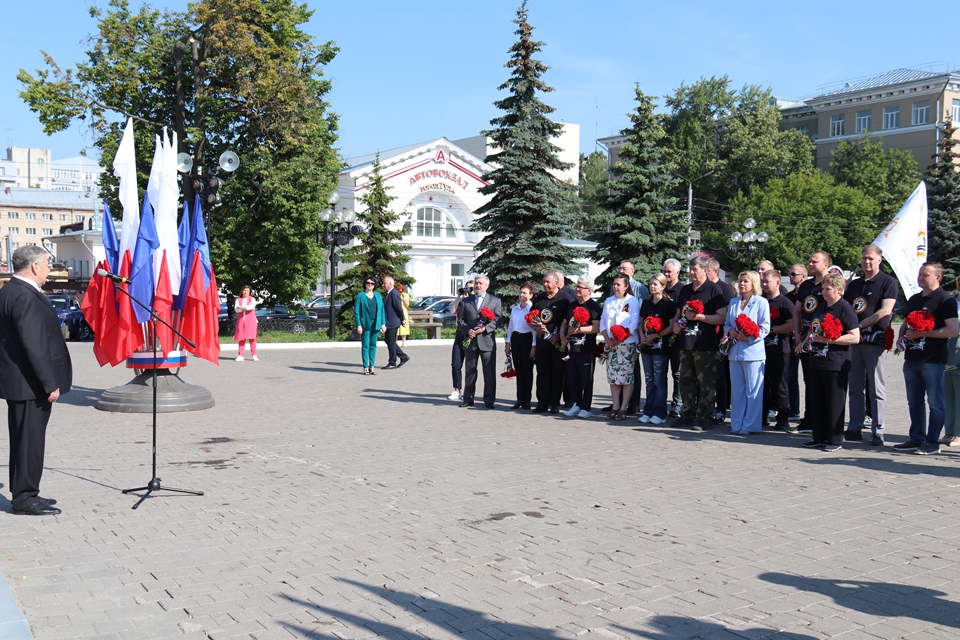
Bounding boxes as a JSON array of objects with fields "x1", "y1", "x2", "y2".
[{"x1": 785, "y1": 264, "x2": 808, "y2": 422}]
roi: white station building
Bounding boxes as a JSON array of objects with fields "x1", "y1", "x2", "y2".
[{"x1": 333, "y1": 125, "x2": 603, "y2": 298}]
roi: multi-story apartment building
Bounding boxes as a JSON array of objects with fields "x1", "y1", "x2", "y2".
[
  {"x1": 5, "y1": 147, "x2": 103, "y2": 195},
  {"x1": 778, "y1": 68, "x2": 960, "y2": 172},
  {"x1": 1, "y1": 187, "x2": 99, "y2": 273}
]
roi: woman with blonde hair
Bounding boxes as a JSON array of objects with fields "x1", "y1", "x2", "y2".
[
  {"x1": 396, "y1": 283, "x2": 411, "y2": 348},
  {"x1": 722, "y1": 271, "x2": 769, "y2": 434}
]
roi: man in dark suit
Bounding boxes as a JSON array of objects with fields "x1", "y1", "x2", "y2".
[
  {"x1": 0, "y1": 246, "x2": 73, "y2": 516},
  {"x1": 381, "y1": 275, "x2": 409, "y2": 370},
  {"x1": 457, "y1": 275, "x2": 502, "y2": 408}
]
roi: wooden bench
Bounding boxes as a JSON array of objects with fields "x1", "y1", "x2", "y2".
[{"x1": 408, "y1": 309, "x2": 443, "y2": 340}]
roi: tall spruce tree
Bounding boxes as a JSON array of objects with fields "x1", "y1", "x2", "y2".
[
  {"x1": 927, "y1": 119, "x2": 960, "y2": 286},
  {"x1": 470, "y1": 1, "x2": 582, "y2": 300},
  {"x1": 594, "y1": 84, "x2": 683, "y2": 285},
  {"x1": 337, "y1": 153, "x2": 413, "y2": 331}
]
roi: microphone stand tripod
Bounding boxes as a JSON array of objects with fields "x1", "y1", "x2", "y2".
[{"x1": 112, "y1": 282, "x2": 205, "y2": 509}]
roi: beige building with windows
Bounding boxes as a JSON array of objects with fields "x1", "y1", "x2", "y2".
[
  {"x1": 1, "y1": 188, "x2": 99, "y2": 273},
  {"x1": 778, "y1": 68, "x2": 960, "y2": 172}
]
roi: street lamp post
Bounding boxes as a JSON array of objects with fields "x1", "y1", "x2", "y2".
[
  {"x1": 318, "y1": 189, "x2": 363, "y2": 339},
  {"x1": 728, "y1": 217, "x2": 769, "y2": 269}
]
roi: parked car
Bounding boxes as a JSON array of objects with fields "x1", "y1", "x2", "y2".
[
  {"x1": 423, "y1": 298, "x2": 458, "y2": 328},
  {"x1": 413, "y1": 295, "x2": 455, "y2": 310},
  {"x1": 304, "y1": 295, "x2": 347, "y2": 323},
  {"x1": 46, "y1": 294, "x2": 92, "y2": 341},
  {"x1": 255, "y1": 305, "x2": 320, "y2": 334}
]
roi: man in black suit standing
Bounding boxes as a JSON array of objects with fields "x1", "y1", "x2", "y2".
[
  {"x1": 0, "y1": 246, "x2": 73, "y2": 516},
  {"x1": 457, "y1": 275, "x2": 502, "y2": 408},
  {"x1": 381, "y1": 275, "x2": 410, "y2": 370}
]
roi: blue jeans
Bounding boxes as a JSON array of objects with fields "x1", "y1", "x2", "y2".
[
  {"x1": 903, "y1": 360, "x2": 946, "y2": 445},
  {"x1": 640, "y1": 351, "x2": 668, "y2": 419}
]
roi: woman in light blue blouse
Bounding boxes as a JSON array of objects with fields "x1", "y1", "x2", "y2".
[{"x1": 723, "y1": 271, "x2": 770, "y2": 434}]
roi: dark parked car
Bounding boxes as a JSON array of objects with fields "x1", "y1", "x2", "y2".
[
  {"x1": 47, "y1": 294, "x2": 92, "y2": 341},
  {"x1": 255, "y1": 305, "x2": 320, "y2": 334},
  {"x1": 304, "y1": 296, "x2": 346, "y2": 325},
  {"x1": 423, "y1": 298, "x2": 458, "y2": 328},
  {"x1": 413, "y1": 295, "x2": 455, "y2": 310}
]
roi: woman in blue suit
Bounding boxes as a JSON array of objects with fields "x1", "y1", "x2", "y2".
[
  {"x1": 723, "y1": 270, "x2": 770, "y2": 434},
  {"x1": 354, "y1": 276, "x2": 386, "y2": 375}
]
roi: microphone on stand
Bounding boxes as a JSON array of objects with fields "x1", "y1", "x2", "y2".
[{"x1": 97, "y1": 268, "x2": 133, "y2": 285}]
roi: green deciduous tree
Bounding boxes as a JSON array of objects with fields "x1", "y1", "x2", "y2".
[
  {"x1": 17, "y1": 0, "x2": 341, "y2": 304},
  {"x1": 593, "y1": 84, "x2": 683, "y2": 286},
  {"x1": 927, "y1": 120, "x2": 960, "y2": 286},
  {"x1": 831, "y1": 133, "x2": 920, "y2": 223},
  {"x1": 470, "y1": 1, "x2": 582, "y2": 300},
  {"x1": 337, "y1": 154, "x2": 413, "y2": 331},
  {"x1": 726, "y1": 172, "x2": 880, "y2": 273}
]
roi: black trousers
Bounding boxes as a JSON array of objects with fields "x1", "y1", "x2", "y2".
[
  {"x1": 669, "y1": 339, "x2": 682, "y2": 411},
  {"x1": 788, "y1": 350, "x2": 801, "y2": 415},
  {"x1": 451, "y1": 339, "x2": 465, "y2": 390},
  {"x1": 565, "y1": 348, "x2": 596, "y2": 411},
  {"x1": 716, "y1": 357, "x2": 731, "y2": 413},
  {"x1": 627, "y1": 358, "x2": 642, "y2": 410},
  {"x1": 763, "y1": 346, "x2": 790, "y2": 421},
  {"x1": 511, "y1": 333, "x2": 535, "y2": 404},
  {"x1": 535, "y1": 341, "x2": 565, "y2": 408},
  {"x1": 384, "y1": 326, "x2": 407, "y2": 366},
  {"x1": 464, "y1": 347, "x2": 496, "y2": 404},
  {"x1": 8, "y1": 399, "x2": 52, "y2": 507},
  {"x1": 809, "y1": 368, "x2": 848, "y2": 446}
]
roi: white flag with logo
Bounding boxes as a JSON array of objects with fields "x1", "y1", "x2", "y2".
[{"x1": 873, "y1": 181, "x2": 927, "y2": 298}]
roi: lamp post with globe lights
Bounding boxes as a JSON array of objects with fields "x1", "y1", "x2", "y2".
[
  {"x1": 728, "y1": 217, "x2": 768, "y2": 271},
  {"x1": 318, "y1": 189, "x2": 363, "y2": 338}
]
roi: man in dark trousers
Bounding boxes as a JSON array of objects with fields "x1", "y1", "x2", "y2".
[
  {"x1": 381, "y1": 275, "x2": 409, "y2": 370},
  {"x1": 457, "y1": 275, "x2": 502, "y2": 408},
  {"x1": 0, "y1": 245, "x2": 72, "y2": 516}
]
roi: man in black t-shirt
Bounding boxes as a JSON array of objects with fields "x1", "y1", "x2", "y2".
[
  {"x1": 663, "y1": 258, "x2": 685, "y2": 417},
  {"x1": 531, "y1": 272, "x2": 572, "y2": 413},
  {"x1": 762, "y1": 269, "x2": 794, "y2": 430},
  {"x1": 843, "y1": 244, "x2": 899, "y2": 445},
  {"x1": 893, "y1": 262, "x2": 960, "y2": 454},
  {"x1": 671, "y1": 256, "x2": 728, "y2": 430},
  {"x1": 792, "y1": 251, "x2": 830, "y2": 431},
  {"x1": 707, "y1": 258, "x2": 736, "y2": 424},
  {"x1": 785, "y1": 264, "x2": 808, "y2": 419}
]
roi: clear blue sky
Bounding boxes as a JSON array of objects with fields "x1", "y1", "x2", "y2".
[{"x1": 0, "y1": 1, "x2": 949, "y2": 163}]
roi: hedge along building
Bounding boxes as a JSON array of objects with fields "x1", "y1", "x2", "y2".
[{"x1": 333, "y1": 127, "x2": 603, "y2": 298}]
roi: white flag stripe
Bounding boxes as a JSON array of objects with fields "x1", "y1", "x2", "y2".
[
  {"x1": 154, "y1": 129, "x2": 182, "y2": 292},
  {"x1": 873, "y1": 181, "x2": 928, "y2": 299},
  {"x1": 114, "y1": 118, "x2": 139, "y2": 260}
]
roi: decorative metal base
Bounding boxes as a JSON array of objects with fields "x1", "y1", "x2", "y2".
[{"x1": 97, "y1": 370, "x2": 215, "y2": 413}]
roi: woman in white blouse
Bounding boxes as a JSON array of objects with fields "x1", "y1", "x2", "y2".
[
  {"x1": 600, "y1": 274, "x2": 641, "y2": 420},
  {"x1": 505, "y1": 282, "x2": 537, "y2": 409}
]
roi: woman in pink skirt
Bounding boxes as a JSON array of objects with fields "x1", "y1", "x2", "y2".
[{"x1": 233, "y1": 285, "x2": 259, "y2": 361}]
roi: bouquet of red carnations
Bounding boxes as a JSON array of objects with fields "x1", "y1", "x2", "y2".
[
  {"x1": 676, "y1": 299, "x2": 704, "y2": 329},
  {"x1": 500, "y1": 353, "x2": 517, "y2": 379},
  {"x1": 895, "y1": 310, "x2": 935, "y2": 355},
  {"x1": 799, "y1": 313, "x2": 843, "y2": 353},
  {"x1": 462, "y1": 307, "x2": 497, "y2": 348}
]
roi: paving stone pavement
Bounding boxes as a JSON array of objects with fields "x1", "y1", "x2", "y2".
[{"x1": 2, "y1": 341, "x2": 960, "y2": 639}]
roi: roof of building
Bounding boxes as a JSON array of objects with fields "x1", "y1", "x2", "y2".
[
  {"x1": 344, "y1": 140, "x2": 436, "y2": 172},
  {"x1": 810, "y1": 68, "x2": 951, "y2": 101},
  {"x1": 0, "y1": 187, "x2": 100, "y2": 209}
]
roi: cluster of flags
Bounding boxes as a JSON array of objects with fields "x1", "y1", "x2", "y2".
[{"x1": 81, "y1": 118, "x2": 221, "y2": 367}]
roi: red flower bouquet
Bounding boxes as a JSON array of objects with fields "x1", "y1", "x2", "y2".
[
  {"x1": 572, "y1": 306, "x2": 591, "y2": 326},
  {"x1": 896, "y1": 310, "x2": 936, "y2": 354},
  {"x1": 884, "y1": 325, "x2": 895, "y2": 351},
  {"x1": 610, "y1": 324, "x2": 630, "y2": 342},
  {"x1": 769, "y1": 307, "x2": 780, "y2": 321},
  {"x1": 524, "y1": 309, "x2": 540, "y2": 325},
  {"x1": 463, "y1": 307, "x2": 498, "y2": 347},
  {"x1": 820, "y1": 313, "x2": 843, "y2": 341},
  {"x1": 677, "y1": 299, "x2": 705, "y2": 329},
  {"x1": 735, "y1": 314, "x2": 761, "y2": 339},
  {"x1": 500, "y1": 353, "x2": 517, "y2": 379},
  {"x1": 644, "y1": 316, "x2": 664, "y2": 334}
]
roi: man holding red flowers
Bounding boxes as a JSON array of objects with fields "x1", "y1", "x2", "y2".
[
  {"x1": 671, "y1": 256, "x2": 728, "y2": 431},
  {"x1": 457, "y1": 275, "x2": 503, "y2": 409},
  {"x1": 895, "y1": 262, "x2": 960, "y2": 454}
]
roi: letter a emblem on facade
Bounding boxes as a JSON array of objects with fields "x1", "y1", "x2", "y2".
[{"x1": 435, "y1": 150, "x2": 446, "y2": 163}]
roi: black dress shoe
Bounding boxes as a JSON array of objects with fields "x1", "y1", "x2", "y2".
[
  {"x1": 13, "y1": 497, "x2": 61, "y2": 516},
  {"x1": 381, "y1": 364, "x2": 398, "y2": 370},
  {"x1": 548, "y1": 406, "x2": 560, "y2": 414},
  {"x1": 459, "y1": 400, "x2": 474, "y2": 408},
  {"x1": 38, "y1": 496, "x2": 57, "y2": 506},
  {"x1": 485, "y1": 402, "x2": 495, "y2": 409},
  {"x1": 532, "y1": 405, "x2": 548, "y2": 413},
  {"x1": 397, "y1": 357, "x2": 410, "y2": 368},
  {"x1": 511, "y1": 401, "x2": 523, "y2": 409}
]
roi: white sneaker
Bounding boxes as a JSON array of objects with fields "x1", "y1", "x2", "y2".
[
  {"x1": 577, "y1": 409, "x2": 592, "y2": 418},
  {"x1": 448, "y1": 391, "x2": 460, "y2": 401},
  {"x1": 251, "y1": 355, "x2": 258, "y2": 362},
  {"x1": 638, "y1": 415, "x2": 651, "y2": 423},
  {"x1": 650, "y1": 416, "x2": 665, "y2": 425},
  {"x1": 235, "y1": 355, "x2": 244, "y2": 362},
  {"x1": 563, "y1": 404, "x2": 581, "y2": 417}
]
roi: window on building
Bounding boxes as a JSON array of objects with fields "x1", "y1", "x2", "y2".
[
  {"x1": 42, "y1": 213, "x2": 53, "y2": 221},
  {"x1": 855, "y1": 110, "x2": 872, "y2": 133},
  {"x1": 912, "y1": 101, "x2": 930, "y2": 125},
  {"x1": 75, "y1": 215, "x2": 84, "y2": 222},
  {"x1": 830, "y1": 114, "x2": 845, "y2": 137},
  {"x1": 796, "y1": 125, "x2": 810, "y2": 137},
  {"x1": 7, "y1": 212, "x2": 18, "y2": 219},
  {"x1": 8, "y1": 227, "x2": 19, "y2": 234},
  {"x1": 953, "y1": 99, "x2": 960, "y2": 123},
  {"x1": 416, "y1": 207, "x2": 444, "y2": 237},
  {"x1": 37, "y1": 158, "x2": 44, "y2": 164},
  {"x1": 25, "y1": 228, "x2": 36, "y2": 235},
  {"x1": 59, "y1": 214, "x2": 68, "y2": 221},
  {"x1": 883, "y1": 106, "x2": 900, "y2": 129},
  {"x1": 25, "y1": 212, "x2": 35, "y2": 220},
  {"x1": 450, "y1": 264, "x2": 465, "y2": 295},
  {"x1": 42, "y1": 229, "x2": 53, "y2": 236}
]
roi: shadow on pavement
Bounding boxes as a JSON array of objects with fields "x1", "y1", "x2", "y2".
[
  {"x1": 614, "y1": 616, "x2": 819, "y2": 639},
  {"x1": 278, "y1": 579, "x2": 567, "y2": 638},
  {"x1": 800, "y1": 453, "x2": 960, "y2": 477},
  {"x1": 760, "y1": 572, "x2": 960, "y2": 629},
  {"x1": 361, "y1": 390, "x2": 456, "y2": 405},
  {"x1": 57, "y1": 385, "x2": 105, "y2": 408}
]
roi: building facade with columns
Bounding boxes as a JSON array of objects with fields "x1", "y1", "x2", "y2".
[{"x1": 335, "y1": 125, "x2": 603, "y2": 298}]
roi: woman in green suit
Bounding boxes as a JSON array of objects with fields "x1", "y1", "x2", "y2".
[{"x1": 355, "y1": 276, "x2": 386, "y2": 375}]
